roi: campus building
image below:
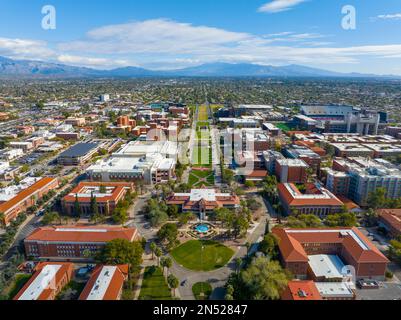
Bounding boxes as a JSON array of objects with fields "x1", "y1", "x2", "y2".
[
  {"x1": 13, "y1": 262, "x2": 74, "y2": 300},
  {"x1": 327, "y1": 158, "x2": 401, "y2": 206},
  {"x1": 299, "y1": 105, "x2": 386, "y2": 134},
  {"x1": 61, "y1": 182, "x2": 134, "y2": 216},
  {"x1": 167, "y1": 189, "x2": 240, "y2": 218},
  {"x1": 79, "y1": 265, "x2": 129, "y2": 300},
  {"x1": 87, "y1": 141, "x2": 177, "y2": 185},
  {"x1": 24, "y1": 226, "x2": 139, "y2": 260},
  {"x1": 273, "y1": 227, "x2": 389, "y2": 280},
  {"x1": 275, "y1": 159, "x2": 309, "y2": 184},
  {"x1": 277, "y1": 183, "x2": 344, "y2": 217},
  {"x1": 0, "y1": 177, "x2": 58, "y2": 226},
  {"x1": 57, "y1": 142, "x2": 100, "y2": 165},
  {"x1": 378, "y1": 209, "x2": 401, "y2": 238}
]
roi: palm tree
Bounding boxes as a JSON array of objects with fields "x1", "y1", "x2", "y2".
[
  {"x1": 150, "y1": 242, "x2": 157, "y2": 260},
  {"x1": 235, "y1": 258, "x2": 242, "y2": 274},
  {"x1": 162, "y1": 257, "x2": 173, "y2": 278},
  {"x1": 155, "y1": 247, "x2": 162, "y2": 267},
  {"x1": 167, "y1": 274, "x2": 179, "y2": 297},
  {"x1": 245, "y1": 242, "x2": 251, "y2": 257}
]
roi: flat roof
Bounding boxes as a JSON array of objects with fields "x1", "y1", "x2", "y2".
[
  {"x1": 315, "y1": 282, "x2": 354, "y2": 298},
  {"x1": 58, "y1": 142, "x2": 99, "y2": 158},
  {"x1": 308, "y1": 255, "x2": 345, "y2": 279},
  {"x1": 86, "y1": 266, "x2": 117, "y2": 300},
  {"x1": 17, "y1": 264, "x2": 61, "y2": 300}
]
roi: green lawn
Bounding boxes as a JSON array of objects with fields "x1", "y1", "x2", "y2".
[
  {"x1": 171, "y1": 240, "x2": 234, "y2": 271},
  {"x1": 275, "y1": 122, "x2": 294, "y2": 132},
  {"x1": 139, "y1": 266, "x2": 172, "y2": 300},
  {"x1": 188, "y1": 170, "x2": 215, "y2": 187},
  {"x1": 198, "y1": 105, "x2": 209, "y2": 121},
  {"x1": 7, "y1": 274, "x2": 32, "y2": 299},
  {"x1": 192, "y1": 282, "x2": 213, "y2": 300},
  {"x1": 192, "y1": 146, "x2": 212, "y2": 166}
]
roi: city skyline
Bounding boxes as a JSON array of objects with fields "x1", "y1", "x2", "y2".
[{"x1": 0, "y1": 1, "x2": 401, "y2": 74}]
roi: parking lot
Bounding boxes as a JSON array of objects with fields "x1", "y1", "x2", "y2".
[{"x1": 357, "y1": 282, "x2": 401, "y2": 300}]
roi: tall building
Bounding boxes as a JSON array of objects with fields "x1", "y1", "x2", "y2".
[
  {"x1": 326, "y1": 158, "x2": 401, "y2": 206},
  {"x1": 275, "y1": 159, "x2": 309, "y2": 184}
]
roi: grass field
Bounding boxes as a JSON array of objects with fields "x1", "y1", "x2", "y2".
[
  {"x1": 171, "y1": 240, "x2": 234, "y2": 271},
  {"x1": 198, "y1": 105, "x2": 209, "y2": 121},
  {"x1": 275, "y1": 122, "x2": 294, "y2": 132},
  {"x1": 188, "y1": 170, "x2": 215, "y2": 187},
  {"x1": 139, "y1": 266, "x2": 172, "y2": 300},
  {"x1": 192, "y1": 282, "x2": 213, "y2": 300}
]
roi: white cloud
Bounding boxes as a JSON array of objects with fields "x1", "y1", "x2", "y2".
[
  {"x1": 57, "y1": 55, "x2": 132, "y2": 68},
  {"x1": 59, "y1": 19, "x2": 251, "y2": 55},
  {"x1": 2, "y1": 19, "x2": 401, "y2": 72},
  {"x1": 0, "y1": 37, "x2": 54, "y2": 60},
  {"x1": 258, "y1": 0, "x2": 308, "y2": 13}
]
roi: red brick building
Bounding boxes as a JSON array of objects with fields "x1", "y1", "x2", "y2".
[
  {"x1": 378, "y1": 209, "x2": 401, "y2": 238},
  {"x1": 278, "y1": 183, "x2": 344, "y2": 217},
  {"x1": 24, "y1": 226, "x2": 139, "y2": 261},
  {"x1": 273, "y1": 227, "x2": 389, "y2": 280},
  {"x1": 0, "y1": 177, "x2": 59, "y2": 226},
  {"x1": 275, "y1": 159, "x2": 309, "y2": 184},
  {"x1": 61, "y1": 182, "x2": 134, "y2": 216},
  {"x1": 13, "y1": 262, "x2": 74, "y2": 300},
  {"x1": 79, "y1": 264, "x2": 129, "y2": 300}
]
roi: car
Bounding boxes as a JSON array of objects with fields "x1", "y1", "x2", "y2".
[{"x1": 35, "y1": 209, "x2": 45, "y2": 217}]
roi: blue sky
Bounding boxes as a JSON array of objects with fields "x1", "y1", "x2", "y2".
[{"x1": 1, "y1": 0, "x2": 401, "y2": 74}]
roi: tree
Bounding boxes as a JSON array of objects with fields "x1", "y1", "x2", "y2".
[
  {"x1": 90, "y1": 192, "x2": 99, "y2": 216},
  {"x1": 0, "y1": 212, "x2": 5, "y2": 228},
  {"x1": 112, "y1": 207, "x2": 128, "y2": 225},
  {"x1": 155, "y1": 247, "x2": 162, "y2": 266},
  {"x1": 245, "y1": 242, "x2": 251, "y2": 257},
  {"x1": 150, "y1": 242, "x2": 157, "y2": 260},
  {"x1": 157, "y1": 223, "x2": 179, "y2": 249},
  {"x1": 244, "y1": 181, "x2": 255, "y2": 189},
  {"x1": 241, "y1": 257, "x2": 291, "y2": 300},
  {"x1": 42, "y1": 211, "x2": 61, "y2": 225},
  {"x1": 324, "y1": 212, "x2": 357, "y2": 227},
  {"x1": 367, "y1": 187, "x2": 387, "y2": 210},
  {"x1": 178, "y1": 212, "x2": 195, "y2": 226},
  {"x1": 167, "y1": 274, "x2": 179, "y2": 297},
  {"x1": 235, "y1": 258, "x2": 242, "y2": 274},
  {"x1": 363, "y1": 208, "x2": 379, "y2": 227},
  {"x1": 99, "y1": 185, "x2": 107, "y2": 194},
  {"x1": 74, "y1": 194, "x2": 82, "y2": 217},
  {"x1": 232, "y1": 215, "x2": 249, "y2": 239},
  {"x1": 160, "y1": 257, "x2": 173, "y2": 278},
  {"x1": 167, "y1": 205, "x2": 179, "y2": 219},
  {"x1": 259, "y1": 233, "x2": 280, "y2": 259},
  {"x1": 97, "y1": 239, "x2": 144, "y2": 268}
]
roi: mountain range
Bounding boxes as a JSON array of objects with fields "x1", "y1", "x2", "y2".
[{"x1": 0, "y1": 56, "x2": 396, "y2": 78}]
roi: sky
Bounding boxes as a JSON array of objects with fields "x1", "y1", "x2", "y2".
[{"x1": 1, "y1": 0, "x2": 401, "y2": 74}]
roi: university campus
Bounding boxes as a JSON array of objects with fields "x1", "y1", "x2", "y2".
[{"x1": 1, "y1": 0, "x2": 401, "y2": 308}]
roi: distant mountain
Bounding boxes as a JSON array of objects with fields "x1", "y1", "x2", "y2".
[{"x1": 0, "y1": 56, "x2": 397, "y2": 78}]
